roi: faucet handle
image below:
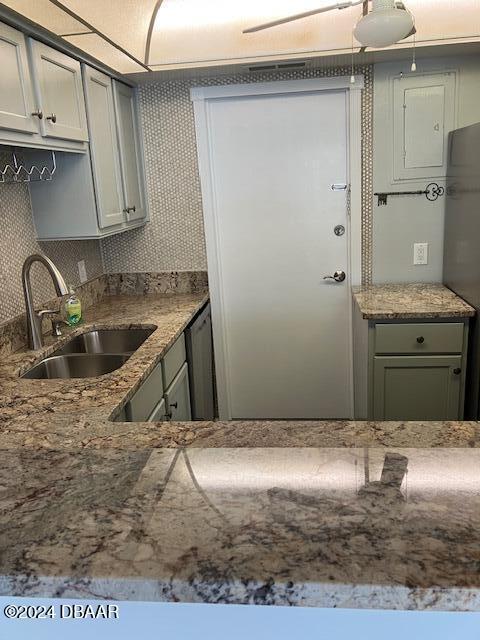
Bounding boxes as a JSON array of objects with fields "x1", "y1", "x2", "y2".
[
  {"x1": 51, "y1": 319, "x2": 69, "y2": 337},
  {"x1": 37, "y1": 308, "x2": 59, "y2": 318}
]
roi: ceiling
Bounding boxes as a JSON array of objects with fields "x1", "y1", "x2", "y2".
[{"x1": 1, "y1": 0, "x2": 480, "y2": 76}]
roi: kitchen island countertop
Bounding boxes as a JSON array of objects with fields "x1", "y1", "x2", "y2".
[{"x1": 1, "y1": 290, "x2": 480, "y2": 611}]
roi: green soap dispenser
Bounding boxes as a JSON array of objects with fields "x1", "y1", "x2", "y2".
[{"x1": 65, "y1": 286, "x2": 82, "y2": 326}]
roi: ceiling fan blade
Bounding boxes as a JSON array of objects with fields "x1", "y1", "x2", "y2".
[{"x1": 243, "y1": 0, "x2": 364, "y2": 34}]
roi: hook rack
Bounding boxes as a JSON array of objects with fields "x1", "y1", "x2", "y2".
[
  {"x1": 0, "y1": 150, "x2": 57, "y2": 184},
  {"x1": 374, "y1": 182, "x2": 444, "y2": 206}
]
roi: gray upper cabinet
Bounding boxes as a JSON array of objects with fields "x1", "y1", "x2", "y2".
[
  {"x1": 113, "y1": 81, "x2": 146, "y2": 223},
  {"x1": 0, "y1": 23, "x2": 87, "y2": 151},
  {"x1": 28, "y1": 40, "x2": 88, "y2": 143},
  {"x1": 82, "y1": 66, "x2": 124, "y2": 229},
  {"x1": 0, "y1": 22, "x2": 37, "y2": 135},
  {"x1": 29, "y1": 68, "x2": 148, "y2": 240}
]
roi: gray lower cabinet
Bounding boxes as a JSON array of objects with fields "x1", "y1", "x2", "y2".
[
  {"x1": 373, "y1": 355, "x2": 463, "y2": 420},
  {"x1": 148, "y1": 398, "x2": 167, "y2": 422},
  {"x1": 164, "y1": 363, "x2": 192, "y2": 421},
  {"x1": 123, "y1": 333, "x2": 191, "y2": 422},
  {"x1": 353, "y1": 303, "x2": 469, "y2": 420}
]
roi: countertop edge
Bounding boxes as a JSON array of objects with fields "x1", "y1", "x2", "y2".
[{"x1": 2, "y1": 576, "x2": 479, "y2": 611}]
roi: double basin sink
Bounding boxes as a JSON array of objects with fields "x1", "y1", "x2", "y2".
[{"x1": 22, "y1": 328, "x2": 154, "y2": 380}]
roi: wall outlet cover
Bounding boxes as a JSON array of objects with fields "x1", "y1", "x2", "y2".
[
  {"x1": 78, "y1": 260, "x2": 88, "y2": 283},
  {"x1": 413, "y1": 242, "x2": 428, "y2": 265}
]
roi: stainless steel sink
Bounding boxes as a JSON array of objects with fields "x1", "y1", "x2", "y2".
[
  {"x1": 21, "y1": 354, "x2": 130, "y2": 379},
  {"x1": 52, "y1": 328, "x2": 154, "y2": 356}
]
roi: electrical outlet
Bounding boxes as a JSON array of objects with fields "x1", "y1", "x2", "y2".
[
  {"x1": 78, "y1": 260, "x2": 87, "y2": 283},
  {"x1": 413, "y1": 242, "x2": 428, "y2": 265}
]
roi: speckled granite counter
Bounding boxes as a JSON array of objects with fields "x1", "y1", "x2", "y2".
[
  {"x1": 353, "y1": 283, "x2": 475, "y2": 320},
  {"x1": 0, "y1": 292, "x2": 208, "y2": 430},
  {"x1": 2, "y1": 290, "x2": 480, "y2": 611},
  {"x1": 2, "y1": 445, "x2": 480, "y2": 610}
]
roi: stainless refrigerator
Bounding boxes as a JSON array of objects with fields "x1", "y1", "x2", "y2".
[{"x1": 444, "y1": 122, "x2": 480, "y2": 418}]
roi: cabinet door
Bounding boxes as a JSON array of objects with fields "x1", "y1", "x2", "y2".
[
  {"x1": 165, "y1": 363, "x2": 191, "y2": 421},
  {"x1": 148, "y1": 398, "x2": 167, "y2": 422},
  {"x1": 113, "y1": 80, "x2": 146, "y2": 223},
  {"x1": 0, "y1": 23, "x2": 37, "y2": 134},
  {"x1": 29, "y1": 39, "x2": 88, "y2": 142},
  {"x1": 373, "y1": 355, "x2": 463, "y2": 421},
  {"x1": 83, "y1": 66, "x2": 124, "y2": 229}
]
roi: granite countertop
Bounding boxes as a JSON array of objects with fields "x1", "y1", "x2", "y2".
[
  {"x1": 0, "y1": 292, "x2": 208, "y2": 430},
  {"x1": 2, "y1": 290, "x2": 480, "y2": 611},
  {"x1": 2, "y1": 444, "x2": 480, "y2": 611},
  {"x1": 353, "y1": 283, "x2": 475, "y2": 320}
]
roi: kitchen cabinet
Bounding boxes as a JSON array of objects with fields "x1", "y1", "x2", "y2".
[
  {"x1": 148, "y1": 398, "x2": 167, "y2": 422},
  {"x1": 127, "y1": 360, "x2": 164, "y2": 422},
  {"x1": 28, "y1": 72, "x2": 147, "y2": 240},
  {"x1": 0, "y1": 22, "x2": 37, "y2": 135},
  {"x1": 164, "y1": 363, "x2": 192, "y2": 421},
  {"x1": 82, "y1": 66, "x2": 124, "y2": 230},
  {"x1": 28, "y1": 40, "x2": 88, "y2": 143},
  {"x1": 124, "y1": 333, "x2": 191, "y2": 422},
  {"x1": 373, "y1": 355, "x2": 463, "y2": 420},
  {"x1": 0, "y1": 22, "x2": 87, "y2": 152},
  {"x1": 113, "y1": 81, "x2": 146, "y2": 223},
  {"x1": 353, "y1": 310, "x2": 469, "y2": 421}
]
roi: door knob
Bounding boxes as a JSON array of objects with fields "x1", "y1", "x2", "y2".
[{"x1": 323, "y1": 270, "x2": 346, "y2": 283}]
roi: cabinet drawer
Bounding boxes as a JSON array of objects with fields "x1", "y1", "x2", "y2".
[
  {"x1": 128, "y1": 360, "x2": 163, "y2": 422},
  {"x1": 162, "y1": 333, "x2": 186, "y2": 388},
  {"x1": 375, "y1": 323, "x2": 464, "y2": 354}
]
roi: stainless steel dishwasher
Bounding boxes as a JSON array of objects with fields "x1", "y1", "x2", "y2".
[{"x1": 185, "y1": 302, "x2": 215, "y2": 420}]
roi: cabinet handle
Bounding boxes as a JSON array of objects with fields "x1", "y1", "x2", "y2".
[
  {"x1": 170, "y1": 402, "x2": 178, "y2": 409},
  {"x1": 31, "y1": 110, "x2": 43, "y2": 120},
  {"x1": 45, "y1": 113, "x2": 57, "y2": 123},
  {"x1": 416, "y1": 336, "x2": 425, "y2": 344},
  {"x1": 123, "y1": 206, "x2": 136, "y2": 216},
  {"x1": 453, "y1": 368, "x2": 461, "y2": 375}
]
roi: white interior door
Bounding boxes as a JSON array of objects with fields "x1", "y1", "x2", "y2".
[{"x1": 197, "y1": 87, "x2": 352, "y2": 419}]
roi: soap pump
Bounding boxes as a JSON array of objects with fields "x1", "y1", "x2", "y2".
[{"x1": 65, "y1": 286, "x2": 82, "y2": 326}]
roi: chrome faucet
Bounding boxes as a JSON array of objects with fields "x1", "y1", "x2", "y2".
[{"x1": 22, "y1": 254, "x2": 69, "y2": 350}]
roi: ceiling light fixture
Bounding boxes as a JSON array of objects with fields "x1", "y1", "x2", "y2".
[{"x1": 353, "y1": 0, "x2": 414, "y2": 47}]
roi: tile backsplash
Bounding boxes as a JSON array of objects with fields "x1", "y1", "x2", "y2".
[
  {"x1": 0, "y1": 149, "x2": 103, "y2": 325},
  {"x1": 102, "y1": 64, "x2": 374, "y2": 284}
]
